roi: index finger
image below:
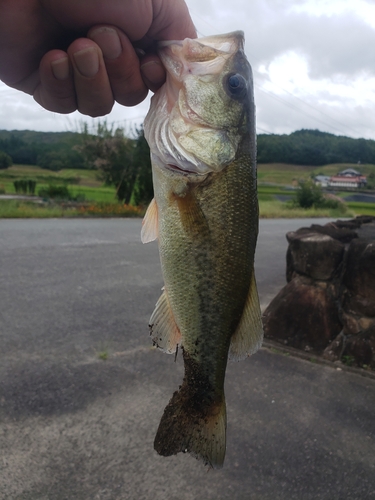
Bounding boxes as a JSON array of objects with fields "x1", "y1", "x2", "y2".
[{"x1": 88, "y1": 26, "x2": 149, "y2": 107}]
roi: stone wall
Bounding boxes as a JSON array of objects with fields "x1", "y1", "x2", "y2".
[{"x1": 262, "y1": 216, "x2": 375, "y2": 369}]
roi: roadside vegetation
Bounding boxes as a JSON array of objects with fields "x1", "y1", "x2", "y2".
[
  {"x1": 0, "y1": 126, "x2": 374, "y2": 219},
  {"x1": 259, "y1": 186, "x2": 354, "y2": 218},
  {"x1": 0, "y1": 199, "x2": 143, "y2": 218}
]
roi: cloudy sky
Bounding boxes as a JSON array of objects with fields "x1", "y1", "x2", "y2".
[{"x1": 1, "y1": 0, "x2": 375, "y2": 139}]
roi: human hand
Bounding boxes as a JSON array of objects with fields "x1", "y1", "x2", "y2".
[{"x1": 0, "y1": 0, "x2": 196, "y2": 116}]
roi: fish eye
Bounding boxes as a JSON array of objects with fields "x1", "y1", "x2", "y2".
[{"x1": 225, "y1": 73, "x2": 247, "y2": 99}]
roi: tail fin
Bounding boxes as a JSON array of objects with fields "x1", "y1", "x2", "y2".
[{"x1": 154, "y1": 382, "x2": 227, "y2": 469}]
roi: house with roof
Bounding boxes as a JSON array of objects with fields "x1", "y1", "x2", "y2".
[
  {"x1": 315, "y1": 168, "x2": 367, "y2": 189},
  {"x1": 314, "y1": 175, "x2": 331, "y2": 187}
]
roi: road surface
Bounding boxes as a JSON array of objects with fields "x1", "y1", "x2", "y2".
[{"x1": 0, "y1": 218, "x2": 374, "y2": 500}]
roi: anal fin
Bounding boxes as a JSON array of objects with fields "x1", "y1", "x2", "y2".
[
  {"x1": 229, "y1": 271, "x2": 264, "y2": 361},
  {"x1": 149, "y1": 290, "x2": 181, "y2": 354}
]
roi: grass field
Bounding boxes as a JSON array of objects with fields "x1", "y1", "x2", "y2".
[
  {"x1": 257, "y1": 162, "x2": 375, "y2": 187},
  {"x1": 345, "y1": 202, "x2": 375, "y2": 216},
  {"x1": 257, "y1": 163, "x2": 312, "y2": 185},
  {"x1": 0, "y1": 164, "x2": 102, "y2": 185},
  {"x1": 1, "y1": 162, "x2": 374, "y2": 218},
  {"x1": 0, "y1": 164, "x2": 116, "y2": 202},
  {"x1": 259, "y1": 200, "x2": 355, "y2": 219}
]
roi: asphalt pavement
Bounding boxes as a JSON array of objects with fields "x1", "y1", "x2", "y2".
[{"x1": 0, "y1": 218, "x2": 374, "y2": 500}]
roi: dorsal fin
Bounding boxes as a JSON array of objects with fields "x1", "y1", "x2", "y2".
[
  {"x1": 229, "y1": 271, "x2": 263, "y2": 361},
  {"x1": 141, "y1": 198, "x2": 159, "y2": 243}
]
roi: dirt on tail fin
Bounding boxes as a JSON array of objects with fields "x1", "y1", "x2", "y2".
[{"x1": 154, "y1": 381, "x2": 227, "y2": 469}]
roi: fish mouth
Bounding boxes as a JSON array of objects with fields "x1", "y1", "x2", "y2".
[
  {"x1": 166, "y1": 163, "x2": 204, "y2": 176},
  {"x1": 150, "y1": 150, "x2": 208, "y2": 177},
  {"x1": 157, "y1": 33, "x2": 243, "y2": 82}
]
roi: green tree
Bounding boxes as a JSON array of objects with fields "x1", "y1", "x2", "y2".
[
  {"x1": 293, "y1": 179, "x2": 325, "y2": 208},
  {"x1": 76, "y1": 121, "x2": 142, "y2": 204},
  {"x1": 131, "y1": 127, "x2": 153, "y2": 206},
  {"x1": 0, "y1": 135, "x2": 37, "y2": 164},
  {"x1": 367, "y1": 171, "x2": 375, "y2": 190},
  {"x1": 0, "y1": 150, "x2": 12, "y2": 169},
  {"x1": 37, "y1": 151, "x2": 67, "y2": 171}
]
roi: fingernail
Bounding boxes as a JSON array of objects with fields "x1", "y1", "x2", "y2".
[
  {"x1": 140, "y1": 60, "x2": 165, "y2": 86},
  {"x1": 135, "y1": 48, "x2": 146, "y2": 58},
  {"x1": 89, "y1": 27, "x2": 122, "y2": 60},
  {"x1": 51, "y1": 57, "x2": 69, "y2": 80},
  {"x1": 73, "y1": 47, "x2": 99, "y2": 77}
]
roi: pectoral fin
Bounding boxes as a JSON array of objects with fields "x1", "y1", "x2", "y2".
[
  {"x1": 229, "y1": 271, "x2": 264, "y2": 361},
  {"x1": 141, "y1": 198, "x2": 158, "y2": 243},
  {"x1": 149, "y1": 290, "x2": 182, "y2": 354}
]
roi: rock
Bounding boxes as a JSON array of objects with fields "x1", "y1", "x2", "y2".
[
  {"x1": 286, "y1": 223, "x2": 358, "y2": 244},
  {"x1": 342, "y1": 325, "x2": 375, "y2": 369},
  {"x1": 341, "y1": 312, "x2": 361, "y2": 336},
  {"x1": 357, "y1": 221, "x2": 375, "y2": 240},
  {"x1": 286, "y1": 232, "x2": 344, "y2": 281},
  {"x1": 323, "y1": 332, "x2": 344, "y2": 362},
  {"x1": 354, "y1": 215, "x2": 375, "y2": 225},
  {"x1": 359, "y1": 317, "x2": 375, "y2": 331},
  {"x1": 330, "y1": 219, "x2": 361, "y2": 230},
  {"x1": 312, "y1": 223, "x2": 358, "y2": 243},
  {"x1": 266, "y1": 216, "x2": 375, "y2": 367},
  {"x1": 341, "y1": 239, "x2": 375, "y2": 317},
  {"x1": 262, "y1": 275, "x2": 342, "y2": 351},
  {"x1": 286, "y1": 245, "x2": 294, "y2": 283}
]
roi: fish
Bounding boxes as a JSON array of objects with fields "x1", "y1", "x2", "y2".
[{"x1": 141, "y1": 31, "x2": 263, "y2": 469}]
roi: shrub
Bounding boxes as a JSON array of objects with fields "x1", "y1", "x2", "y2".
[
  {"x1": 27, "y1": 180, "x2": 37, "y2": 195},
  {"x1": 14, "y1": 179, "x2": 28, "y2": 194},
  {"x1": 38, "y1": 184, "x2": 71, "y2": 200},
  {"x1": 293, "y1": 180, "x2": 325, "y2": 208},
  {"x1": 13, "y1": 179, "x2": 37, "y2": 195},
  {"x1": 0, "y1": 151, "x2": 12, "y2": 169},
  {"x1": 291, "y1": 180, "x2": 341, "y2": 210}
]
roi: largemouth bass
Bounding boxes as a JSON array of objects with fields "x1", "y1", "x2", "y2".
[{"x1": 142, "y1": 31, "x2": 263, "y2": 469}]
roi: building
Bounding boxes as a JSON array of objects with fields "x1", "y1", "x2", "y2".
[
  {"x1": 314, "y1": 175, "x2": 331, "y2": 187},
  {"x1": 329, "y1": 168, "x2": 367, "y2": 189},
  {"x1": 315, "y1": 169, "x2": 367, "y2": 189}
]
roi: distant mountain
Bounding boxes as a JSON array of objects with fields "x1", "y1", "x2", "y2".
[
  {"x1": 257, "y1": 129, "x2": 375, "y2": 166},
  {"x1": 1, "y1": 128, "x2": 375, "y2": 168},
  {"x1": 0, "y1": 129, "x2": 84, "y2": 168},
  {"x1": 0, "y1": 129, "x2": 79, "y2": 144}
]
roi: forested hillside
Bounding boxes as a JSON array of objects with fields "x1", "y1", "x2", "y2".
[
  {"x1": 0, "y1": 130, "x2": 83, "y2": 169},
  {"x1": 1, "y1": 128, "x2": 375, "y2": 169},
  {"x1": 257, "y1": 129, "x2": 375, "y2": 166}
]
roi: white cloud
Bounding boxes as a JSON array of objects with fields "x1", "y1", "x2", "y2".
[
  {"x1": 0, "y1": 84, "x2": 150, "y2": 134},
  {"x1": 0, "y1": 0, "x2": 374, "y2": 140},
  {"x1": 289, "y1": 0, "x2": 375, "y2": 28}
]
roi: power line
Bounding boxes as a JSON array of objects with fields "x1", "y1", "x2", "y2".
[
  {"x1": 255, "y1": 85, "x2": 353, "y2": 137},
  {"x1": 259, "y1": 80, "x2": 365, "y2": 138},
  {"x1": 256, "y1": 126, "x2": 273, "y2": 134},
  {"x1": 189, "y1": 8, "x2": 369, "y2": 139}
]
